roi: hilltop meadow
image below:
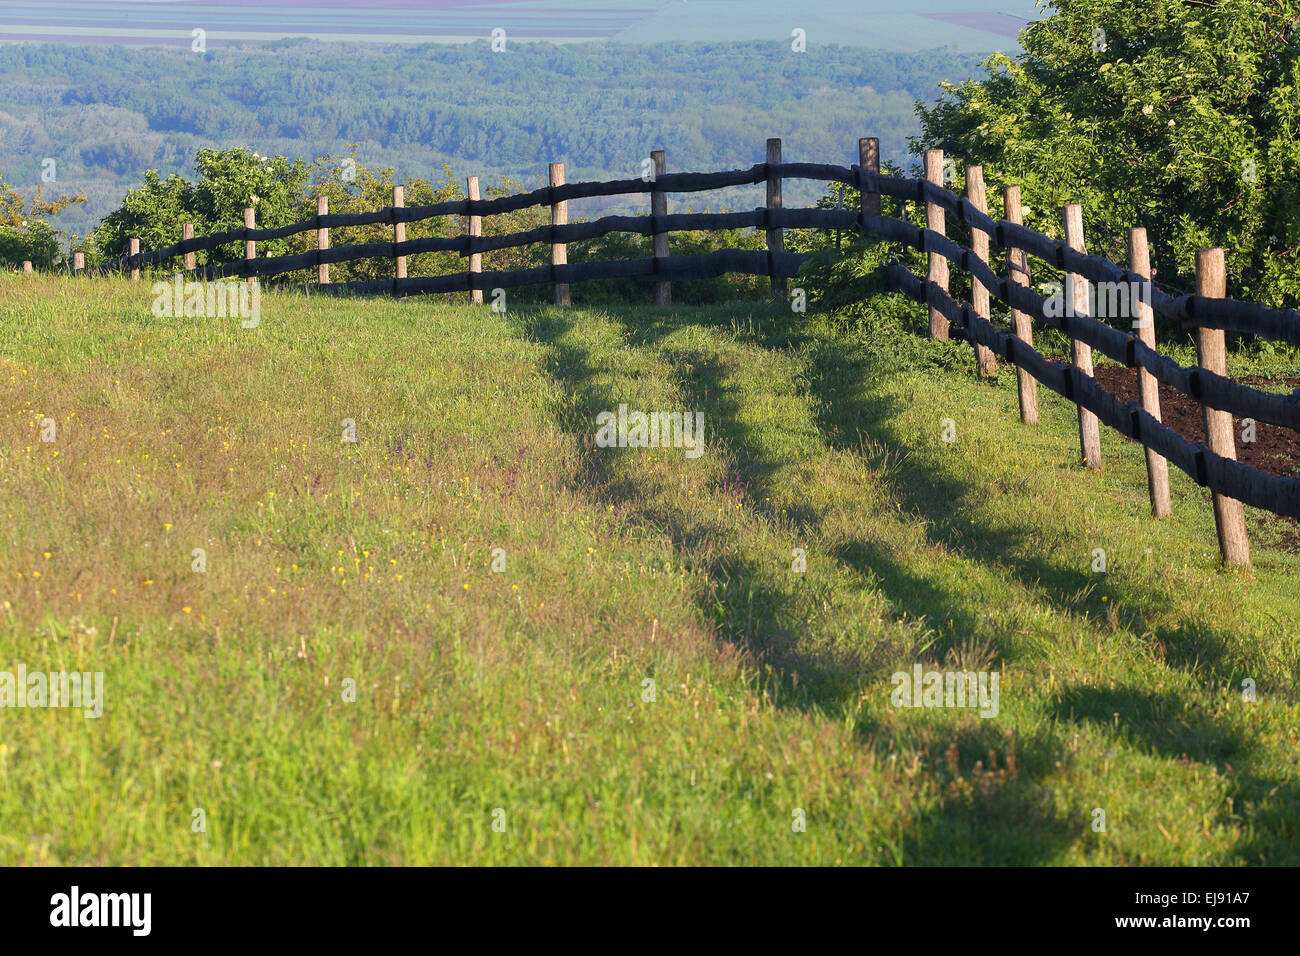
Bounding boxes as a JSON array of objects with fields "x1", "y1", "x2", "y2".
[
  {"x1": 2, "y1": 0, "x2": 1298, "y2": 871},
  {"x1": 1, "y1": 273, "x2": 1296, "y2": 864}
]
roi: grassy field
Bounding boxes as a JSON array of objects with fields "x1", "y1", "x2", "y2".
[{"x1": 0, "y1": 273, "x2": 1297, "y2": 865}]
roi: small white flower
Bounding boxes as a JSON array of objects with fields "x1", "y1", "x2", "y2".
[
  {"x1": 1142, "y1": 104, "x2": 1154, "y2": 115},
  {"x1": 251, "y1": 195, "x2": 260, "y2": 204}
]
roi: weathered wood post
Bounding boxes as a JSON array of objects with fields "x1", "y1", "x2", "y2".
[
  {"x1": 1003, "y1": 186, "x2": 1038, "y2": 424},
  {"x1": 549, "y1": 162, "x2": 570, "y2": 307},
  {"x1": 1195, "y1": 248, "x2": 1251, "y2": 566},
  {"x1": 835, "y1": 186, "x2": 843, "y2": 252},
  {"x1": 73, "y1": 252, "x2": 84, "y2": 275},
  {"x1": 858, "y1": 137, "x2": 880, "y2": 218},
  {"x1": 1128, "y1": 227, "x2": 1171, "y2": 518},
  {"x1": 923, "y1": 149, "x2": 949, "y2": 339},
  {"x1": 393, "y1": 185, "x2": 407, "y2": 281},
  {"x1": 965, "y1": 166, "x2": 997, "y2": 376},
  {"x1": 765, "y1": 138, "x2": 785, "y2": 301},
  {"x1": 182, "y1": 222, "x2": 195, "y2": 272},
  {"x1": 129, "y1": 237, "x2": 140, "y2": 282},
  {"x1": 1063, "y1": 203, "x2": 1102, "y2": 471},
  {"x1": 316, "y1": 196, "x2": 329, "y2": 285},
  {"x1": 466, "y1": 176, "x2": 483, "y2": 305},
  {"x1": 243, "y1": 206, "x2": 256, "y2": 286},
  {"x1": 22, "y1": 260, "x2": 32, "y2": 273},
  {"x1": 651, "y1": 149, "x2": 670, "y2": 307}
]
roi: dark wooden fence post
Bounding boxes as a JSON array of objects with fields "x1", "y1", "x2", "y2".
[
  {"x1": 651, "y1": 149, "x2": 670, "y2": 307},
  {"x1": 129, "y1": 237, "x2": 140, "y2": 282},
  {"x1": 965, "y1": 166, "x2": 996, "y2": 376},
  {"x1": 1063, "y1": 203, "x2": 1102, "y2": 471},
  {"x1": 317, "y1": 197, "x2": 329, "y2": 285},
  {"x1": 859, "y1": 137, "x2": 880, "y2": 217},
  {"x1": 549, "y1": 162, "x2": 570, "y2": 307},
  {"x1": 765, "y1": 138, "x2": 785, "y2": 301},
  {"x1": 467, "y1": 176, "x2": 483, "y2": 305},
  {"x1": 393, "y1": 185, "x2": 407, "y2": 281},
  {"x1": 923, "y1": 148, "x2": 949, "y2": 339},
  {"x1": 1129, "y1": 227, "x2": 1171, "y2": 518},
  {"x1": 244, "y1": 206, "x2": 256, "y2": 286},
  {"x1": 182, "y1": 222, "x2": 195, "y2": 272},
  {"x1": 1003, "y1": 186, "x2": 1038, "y2": 424},
  {"x1": 1195, "y1": 248, "x2": 1251, "y2": 566}
]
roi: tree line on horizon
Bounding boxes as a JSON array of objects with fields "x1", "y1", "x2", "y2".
[{"x1": 4, "y1": 2, "x2": 1298, "y2": 318}]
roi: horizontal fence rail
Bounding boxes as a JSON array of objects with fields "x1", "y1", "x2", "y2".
[
  {"x1": 44, "y1": 137, "x2": 1300, "y2": 563},
  {"x1": 887, "y1": 263, "x2": 1300, "y2": 520},
  {"x1": 862, "y1": 212, "x2": 1300, "y2": 433},
  {"x1": 92, "y1": 161, "x2": 1300, "y2": 353},
  {"x1": 149, "y1": 208, "x2": 850, "y2": 285}
]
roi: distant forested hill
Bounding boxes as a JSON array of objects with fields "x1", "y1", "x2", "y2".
[{"x1": 0, "y1": 39, "x2": 987, "y2": 237}]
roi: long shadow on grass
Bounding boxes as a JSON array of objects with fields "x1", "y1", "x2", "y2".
[
  {"x1": 770, "y1": 319, "x2": 1293, "y2": 864},
  {"x1": 1052, "y1": 685, "x2": 1300, "y2": 863},
  {"x1": 613, "y1": 308, "x2": 1229, "y2": 669},
  {"x1": 511, "y1": 304, "x2": 1084, "y2": 863},
  {"x1": 797, "y1": 333, "x2": 1254, "y2": 672},
  {"x1": 632, "y1": 306, "x2": 1292, "y2": 863},
  {"x1": 511, "y1": 307, "x2": 845, "y2": 693}
]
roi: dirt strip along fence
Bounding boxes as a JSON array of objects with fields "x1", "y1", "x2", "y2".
[{"x1": 53, "y1": 137, "x2": 1300, "y2": 565}]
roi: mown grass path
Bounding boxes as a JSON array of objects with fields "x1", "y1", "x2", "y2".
[{"x1": 1, "y1": 275, "x2": 1296, "y2": 864}]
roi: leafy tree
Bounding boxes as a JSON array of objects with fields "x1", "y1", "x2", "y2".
[
  {"x1": 96, "y1": 147, "x2": 308, "y2": 264},
  {"x1": 914, "y1": 0, "x2": 1300, "y2": 309},
  {"x1": 0, "y1": 180, "x2": 86, "y2": 269},
  {"x1": 94, "y1": 170, "x2": 193, "y2": 261},
  {"x1": 190, "y1": 148, "x2": 309, "y2": 261}
]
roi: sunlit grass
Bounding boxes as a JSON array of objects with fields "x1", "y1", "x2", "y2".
[{"x1": 0, "y1": 272, "x2": 1296, "y2": 864}]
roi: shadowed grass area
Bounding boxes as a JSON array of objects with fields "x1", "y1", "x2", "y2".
[{"x1": 0, "y1": 273, "x2": 1296, "y2": 864}]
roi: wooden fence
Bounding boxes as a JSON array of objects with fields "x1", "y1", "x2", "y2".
[{"x1": 50, "y1": 137, "x2": 1300, "y2": 566}]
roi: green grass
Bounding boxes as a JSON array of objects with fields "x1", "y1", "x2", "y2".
[{"x1": 0, "y1": 273, "x2": 1297, "y2": 865}]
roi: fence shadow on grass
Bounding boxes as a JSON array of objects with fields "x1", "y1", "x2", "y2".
[
  {"x1": 510, "y1": 304, "x2": 1079, "y2": 862},
  {"x1": 767, "y1": 312, "x2": 1296, "y2": 864},
  {"x1": 608, "y1": 305, "x2": 1243, "y2": 670},
  {"x1": 511, "y1": 302, "x2": 1290, "y2": 863},
  {"x1": 1050, "y1": 684, "x2": 1300, "y2": 863}
]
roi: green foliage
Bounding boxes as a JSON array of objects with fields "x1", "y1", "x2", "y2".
[
  {"x1": 95, "y1": 148, "x2": 309, "y2": 264},
  {"x1": 914, "y1": 0, "x2": 1300, "y2": 309},
  {"x1": 788, "y1": 165, "x2": 970, "y2": 370},
  {"x1": 190, "y1": 148, "x2": 309, "y2": 261},
  {"x1": 0, "y1": 219, "x2": 59, "y2": 271},
  {"x1": 0, "y1": 180, "x2": 85, "y2": 269},
  {"x1": 93, "y1": 170, "x2": 192, "y2": 262}
]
